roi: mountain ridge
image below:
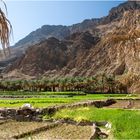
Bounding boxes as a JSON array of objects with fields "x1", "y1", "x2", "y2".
[{"x1": 12, "y1": 1, "x2": 140, "y2": 48}]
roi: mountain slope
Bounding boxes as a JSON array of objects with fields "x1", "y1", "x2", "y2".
[
  {"x1": 12, "y1": 1, "x2": 140, "y2": 49},
  {"x1": 2, "y1": 1, "x2": 140, "y2": 93}
]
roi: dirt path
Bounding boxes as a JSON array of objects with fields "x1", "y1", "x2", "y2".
[
  {"x1": 0, "y1": 120, "x2": 53, "y2": 139},
  {"x1": 104, "y1": 99, "x2": 140, "y2": 109},
  {"x1": 27, "y1": 123, "x2": 92, "y2": 140}
]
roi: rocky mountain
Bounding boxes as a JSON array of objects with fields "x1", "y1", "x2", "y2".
[
  {"x1": 12, "y1": 1, "x2": 140, "y2": 49},
  {"x1": 2, "y1": 1, "x2": 140, "y2": 93},
  {"x1": 1, "y1": 1, "x2": 139, "y2": 62},
  {"x1": 14, "y1": 25, "x2": 70, "y2": 48}
]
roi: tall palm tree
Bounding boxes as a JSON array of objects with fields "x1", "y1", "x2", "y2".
[
  {"x1": 105, "y1": 75, "x2": 116, "y2": 93},
  {"x1": 0, "y1": 0, "x2": 12, "y2": 55}
]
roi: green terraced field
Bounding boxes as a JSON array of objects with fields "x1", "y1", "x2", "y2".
[
  {"x1": 52, "y1": 107, "x2": 140, "y2": 139},
  {"x1": 0, "y1": 91, "x2": 135, "y2": 108}
]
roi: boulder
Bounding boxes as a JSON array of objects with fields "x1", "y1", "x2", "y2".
[
  {"x1": 21, "y1": 103, "x2": 33, "y2": 110},
  {"x1": 94, "y1": 99, "x2": 116, "y2": 108},
  {"x1": 15, "y1": 104, "x2": 38, "y2": 121},
  {"x1": 90, "y1": 123, "x2": 108, "y2": 139},
  {"x1": 95, "y1": 121, "x2": 108, "y2": 127},
  {"x1": 104, "y1": 99, "x2": 116, "y2": 106},
  {"x1": 0, "y1": 109, "x2": 7, "y2": 117},
  {"x1": 94, "y1": 101, "x2": 104, "y2": 108},
  {"x1": 105, "y1": 122, "x2": 112, "y2": 129}
]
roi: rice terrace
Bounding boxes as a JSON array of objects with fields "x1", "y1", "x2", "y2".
[{"x1": 0, "y1": 0, "x2": 140, "y2": 139}]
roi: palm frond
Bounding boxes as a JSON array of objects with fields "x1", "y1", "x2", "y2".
[{"x1": 0, "y1": 0, "x2": 12, "y2": 55}]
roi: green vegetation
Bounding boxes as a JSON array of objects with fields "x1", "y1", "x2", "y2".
[
  {"x1": 0, "y1": 92, "x2": 136, "y2": 108},
  {"x1": 0, "y1": 75, "x2": 127, "y2": 94},
  {"x1": 0, "y1": 91, "x2": 131, "y2": 107},
  {"x1": 52, "y1": 107, "x2": 140, "y2": 139},
  {"x1": 0, "y1": 91, "x2": 85, "y2": 96},
  {"x1": 45, "y1": 91, "x2": 86, "y2": 95}
]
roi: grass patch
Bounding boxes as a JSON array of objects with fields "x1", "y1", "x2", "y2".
[
  {"x1": 0, "y1": 91, "x2": 85, "y2": 96},
  {"x1": 44, "y1": 91, "x2": 86, "y2": 95},
  {"x1": 0, "y1": 91, "x2": 137, "y2": 108},
  {"x1": 52, "y1": 107, "x2": 140, "y2": 139}
]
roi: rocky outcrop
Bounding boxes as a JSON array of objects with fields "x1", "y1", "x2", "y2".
[
  {"x1": 103, "y1": 1, "x2": 140, "y2": 24},
  {"x1": 5, "y1": 31, "x2": 100, "y2": 76},
  {"x1": 5, "y1": 37, "x2": 69, "y2": 76},
  {"x1": 14, "y1": 25, "x2": 70, "y2": 48}
]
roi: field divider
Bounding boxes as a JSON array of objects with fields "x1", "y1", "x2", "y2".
[
  {"x1": 11, "y1": 121, "x2": 60, "y2": 139},
  {"x1": 40, "y1": 99, "x2": 117, "y2": 116}
]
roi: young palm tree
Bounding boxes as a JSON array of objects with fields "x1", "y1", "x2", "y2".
[{"x1": 0, "y1": 0, "x2": 12, "y2": 55}]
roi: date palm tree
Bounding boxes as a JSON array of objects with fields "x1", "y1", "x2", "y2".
[{"x1": 0, "y1": 0, "x2": 12, "y2": 55}]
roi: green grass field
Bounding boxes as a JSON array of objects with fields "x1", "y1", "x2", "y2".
[
  {"x1": 0, "y1": 91, "x2": 85, "y2": 96},
  {"x1": 52, "y1": 107, "x2": 140, "y2": 139},
  {"x1": 0, "y1": 91, "x2": 136, "y2": 108}
]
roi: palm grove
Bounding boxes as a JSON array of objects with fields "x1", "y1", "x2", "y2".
[{"x1": 0, "y1": 76, "x2": 127, "y2": 93}]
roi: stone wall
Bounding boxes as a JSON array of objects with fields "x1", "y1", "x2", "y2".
[{"x1": 0, "y1": 99, "x2": 116, "y2": 121}]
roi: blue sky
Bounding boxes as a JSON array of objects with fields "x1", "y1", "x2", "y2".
[{"x1": 3, "y1": 1, "x2": 126, "y2": 45}]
